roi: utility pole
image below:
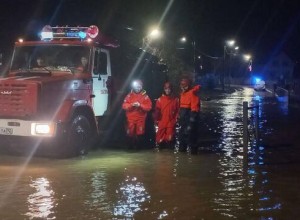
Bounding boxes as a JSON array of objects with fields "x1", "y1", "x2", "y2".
[
  {"x1": 222, "y1": 45, "x2": 226, "y2": 91},
  {"x1": 193, "y1": 40, "x2": 197, "y2": 83}
]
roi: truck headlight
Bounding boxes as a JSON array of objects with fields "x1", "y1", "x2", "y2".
[{"x1": 31, "y1": 123, "x2": 55, "y2": 136}]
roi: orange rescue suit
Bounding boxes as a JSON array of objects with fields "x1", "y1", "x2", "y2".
[
  {"x1": 178, "y1": 85, "x2": 201, "y2": 151},
  {"x1": 179, "y1": 85, "x2": 201, "y2": 112},
  {"x1": 122, "y1": 90, "x2": 152, "y2": 137},
  {"x1": 154, "y1": 94, "x2": 179, "y2": 144}
]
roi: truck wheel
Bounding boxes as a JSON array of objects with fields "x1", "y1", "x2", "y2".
[{"x1": 66, "y1": 114, "x2": 93, "y2": 157}]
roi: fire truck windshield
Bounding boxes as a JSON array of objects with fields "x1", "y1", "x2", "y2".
[{"x1": 10, "y1": 45, "x2": 91, "y2": 73}]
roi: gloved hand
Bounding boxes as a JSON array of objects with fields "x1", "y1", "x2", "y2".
[{"x1": 132, "y1": 102, "x2": 141, "y2": 107}]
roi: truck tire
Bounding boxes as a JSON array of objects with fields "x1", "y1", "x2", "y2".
[{"x1": 65, "y1": 114, "x2": 93, "y2": 157}]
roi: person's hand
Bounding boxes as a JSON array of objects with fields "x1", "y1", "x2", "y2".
[{"x1": 132, "y1": 102, "x2": 141, "y2": 107}]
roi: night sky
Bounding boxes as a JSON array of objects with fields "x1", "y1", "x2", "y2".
[{"x1": 0, "y1": 0, "x2": 299, "y2": 64}]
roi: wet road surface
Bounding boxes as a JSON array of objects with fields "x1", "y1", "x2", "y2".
[{"x1": 0, "y1": 86, "x2": 299, "y2": 219}]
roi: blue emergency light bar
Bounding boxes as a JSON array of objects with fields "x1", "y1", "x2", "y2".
[
  {"x1": 40, "y1": 25, "x2": 99, "y2": 41},
  {"x1": 254, "y1": 77, "x2": 262, "y2": 83}
]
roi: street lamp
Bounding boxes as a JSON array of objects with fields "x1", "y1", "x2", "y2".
[
  {"x1": 243, "y1": 54, "x2": 252, "y2": 73},
  {"x1": 243, "y1": 54, "x2": 252, "y2": 61},
  {"x1": 227, "y1": 40, "x2": 235, "y2": 47},
  {"x1": 179, "y1": 36, "x2": 196, "y2": 74},
  {"x1": 142, "y1": 27, "x2": 162, "y2": 55},
  {"x1": 180, "y1": 36, "x2": 187, "y2": 43},
  {"x1": 222, "y1": 39, "x2": 239, "y2": 90},
  {"x1": 149, "y1": 29, "x2": 161, "y2": 39}
]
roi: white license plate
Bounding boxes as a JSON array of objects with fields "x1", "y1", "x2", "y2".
[{"x1": 0, "y1": 127, "x2": 13, "y2": 135}]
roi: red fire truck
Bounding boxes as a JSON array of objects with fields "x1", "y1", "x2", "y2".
[{"x1": 0, "y1": 25, "x2": 167, "y2": 157}]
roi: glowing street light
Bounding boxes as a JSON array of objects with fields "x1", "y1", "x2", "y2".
[
  {"x1": 222, "y1": 39, "x2": 239, "y2": 90},
  {"x1": 180, "y1": 36, "x2": 187, "y2": 43},
  {"x1": 179, "y1": 36, "x2": 197, "y2": 73},
  {"x1": 224, "y1": 40, "x2": 239, "y2": 54},
  {"x1": 142, "y1": 27, "x2": 162, "y2": 55},
  {"x1": 243, "y1": 54, "x2": 252, "y2": 61},
  {"x1": 149, "y1": 29, "x2": 161, "y2": 39},
  {"x1": 227, "y1": 40, "x2": 235, "y2": 47},
  {"x1": 243, "y1": 54, "x2": 253, "y2": 72}
]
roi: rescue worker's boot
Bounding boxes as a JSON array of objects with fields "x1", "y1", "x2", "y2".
[
  {"x1": 159, "y1": 141, "x2": 167, "y2": 149},
  {"x1": 154, "y1": 142, "x2": 160, "y2": 152},
  {"x1": 179, "y1": 144, "x2": 187, "y2": 152},
  {"x1": 167, "y1": 140, "x2": 175, "y2": 150},
  {"x1": 178, "y1": 137, "x2": 188, "y2": 152},
  {"x1": 136, "y1": 135, "x2": 145, "y2": 149},
  {"x1": 126, "y1": 137, "x2": 136, "y2": 150},
  {"x1": 190, "y1": 146, "x2": 198, "y2": 155}
]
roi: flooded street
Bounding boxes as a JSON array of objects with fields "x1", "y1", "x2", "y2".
[{"x1": 0, "y1": 87, "x2": 300, "y2": 219}]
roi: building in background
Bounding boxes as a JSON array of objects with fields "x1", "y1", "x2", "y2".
[{"x1": 264, "y1": 52, "x2": 295, "y2": 86}]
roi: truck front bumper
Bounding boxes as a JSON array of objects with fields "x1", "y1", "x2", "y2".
[
  {"x1": 0, "y1": 119, "x2": 60, "y2": 137},
  {"x1": 0, "y1": 120, "x2": 67, "y2": 156}
]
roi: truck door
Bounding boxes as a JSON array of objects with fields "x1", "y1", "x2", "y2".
[{"x1": 92, "y1": 48, "x2": 111, "y2": 116}]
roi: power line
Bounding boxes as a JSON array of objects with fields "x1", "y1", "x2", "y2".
[{"x1": 195, "y1": 49, "x2": 222, "y2": 60}]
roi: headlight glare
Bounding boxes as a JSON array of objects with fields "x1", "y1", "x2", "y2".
[{"x1": 31, "y1": 123, "x2": 55, "y2": 136}]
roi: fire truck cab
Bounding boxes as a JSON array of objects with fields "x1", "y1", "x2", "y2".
[{"x1": 0, "y1": 25, "x2": 121, "y2": 157}]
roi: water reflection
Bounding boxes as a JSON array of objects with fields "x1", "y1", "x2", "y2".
[
  {"x1": 210, "y1": 87, "x2": 289, "y2": 218},
  {"x1": 212, "y1": 88, "x2": 282, "y2": 218},
  {"x1": 276, "y1": 96, "x2": 289, "y2": 115},
  {"x1": 173, "y1": 154, "x2": 179, "y2": 177},
  {"x1": 212, "y1": 89, "x2": 251, "y2": 217},
  {"x1": 113, "y1": 175, "x2": 150, "y2": 218},
  {"x1": 248, "y1": 94, "x2": 282, "y2": 217},
  {"x1": 25, "y1": 177, "x2": 56, "y2": 220},
  {"x1": 248, "y1": 143, "x2": 282, "y2": 218},
  {"x1": 84, "y1": 171, "x2": 111, "y2": 216}
]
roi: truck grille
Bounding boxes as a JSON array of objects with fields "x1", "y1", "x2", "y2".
[{"x1": 0, "y1": 82, "x2": 38, "y2": 117}]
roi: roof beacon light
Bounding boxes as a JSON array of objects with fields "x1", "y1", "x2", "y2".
[
  {"x1": 78, "y1": 31, "x2": 87, "y2": 39},
  {"x1": 40, "y1": 25, "x2": 99, "y2": 41},
  {"x1": 86, "y1": 25, "x2": 99, "y2": 39},
  {"x1": 41, "y1": 25, "x2": 53, "y2": 40}
]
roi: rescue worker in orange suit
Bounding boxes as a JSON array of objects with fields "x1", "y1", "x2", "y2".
[
  {"x1": 154, "y1": 82, "x2": 179, "y2": 149},
  {"x1": 178, "y1": 78, "x2": 201, "y2": 154},
  {"x1": 122, "y1": 80, "x2": 152, "y2": 148}
]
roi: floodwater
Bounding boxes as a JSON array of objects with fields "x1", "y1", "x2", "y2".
[{"x1": 0, "y1": 87, "x2": 300, "y2": 219}]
